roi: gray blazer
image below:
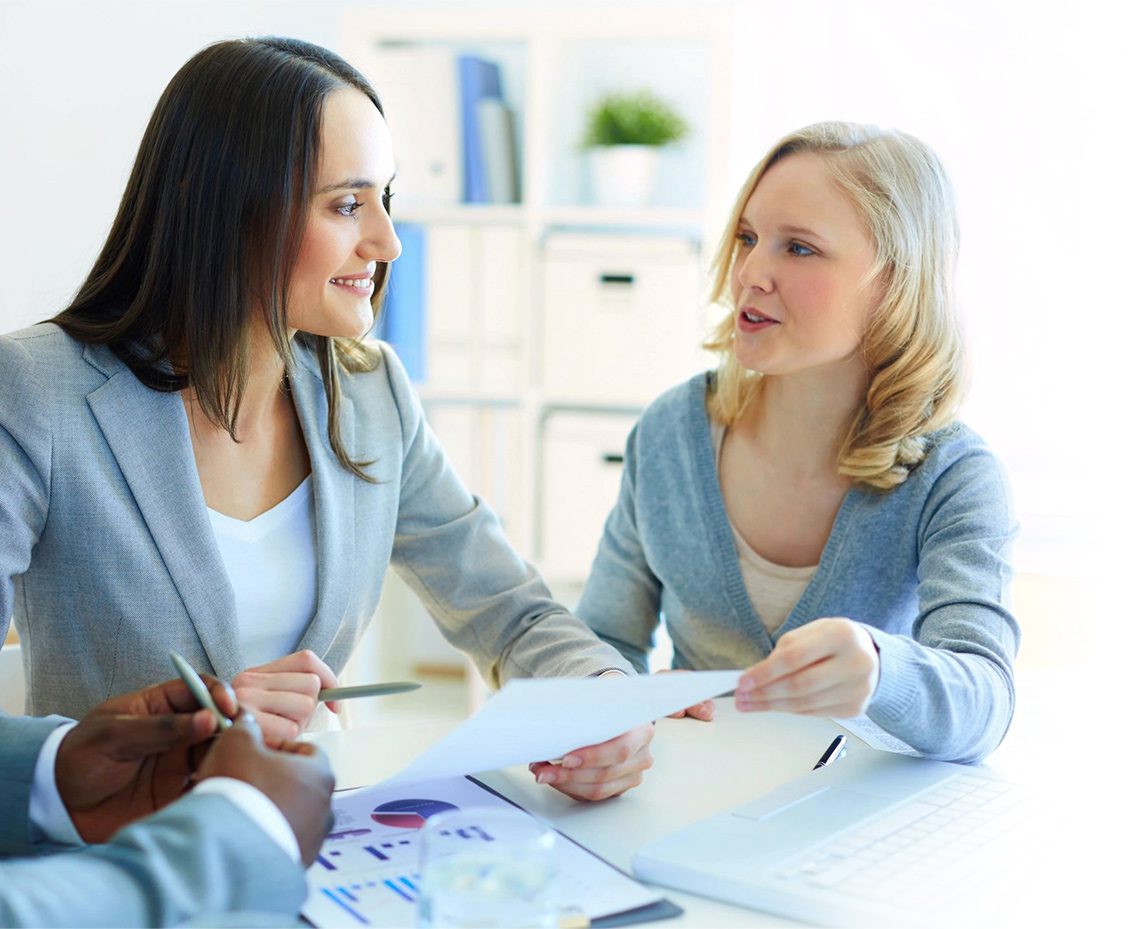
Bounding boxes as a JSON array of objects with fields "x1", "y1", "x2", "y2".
[
  {"x1": 0, "y1": 324, "x2": 628, "y2": 719},
  {"x1": 0, "y1": 714, "x2": 305, "y2": 926}
]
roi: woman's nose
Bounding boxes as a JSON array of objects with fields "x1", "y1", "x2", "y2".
[
  {"x1": 360, "y1": 210, "x2": 401, "y2": 264},
  {"x1": 737, "y1": 247, "x2": 770, "y2": 292}
]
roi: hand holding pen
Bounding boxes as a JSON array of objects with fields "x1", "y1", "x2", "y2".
[
  {"x1": 171, "y1": 650, "x2": 421, "y2": 745},
  {"x1": 55, "y1": 670, "x2": 241, "y2": 842}
]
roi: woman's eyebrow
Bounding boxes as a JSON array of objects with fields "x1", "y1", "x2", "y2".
[
  {"x1": 778, "y1": 223, "x2": 827, "y2": 242},
  {"x1": 316, "y1": 171, "x2": 397, "y2": 195},
  {"x1": 316, "y1": 177, "x2": 377, "y2": 194}
]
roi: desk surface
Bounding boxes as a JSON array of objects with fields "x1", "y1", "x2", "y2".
[
  {"x1": 315, "y1": 702, "x2": 870, "y2": 927},
  {"x1": 312, "y1": 668, "x2": 1111, "y2": 927}
]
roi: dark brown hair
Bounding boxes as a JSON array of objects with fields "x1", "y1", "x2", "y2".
[{"x1": 51, "y1": 36, "x2": 388, "y2": 480}]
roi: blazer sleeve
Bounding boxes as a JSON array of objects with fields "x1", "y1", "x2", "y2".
[
  {"x1": 0, "y1": 334, "x2": 52, "y2": 646},
  {"x1": 380, "y1": 348, "x2": 632, "y2": 686},
  {"x1": 0, "y1": 791, "x2": 306, "y2": 927},
  {"x1": 865, "y1": 446, "x2": 1021, "y2": 764},
  {"x1": 0, "y1": 714, "x2": 68, "y2": 855},
  {"x1": 574, "y1": 422, "x2": 663, "y2": 674}
]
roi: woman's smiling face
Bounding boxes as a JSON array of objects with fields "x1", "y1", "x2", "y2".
[{"x1": 287, "y1": 86, "x2": 401, "y2": 340}]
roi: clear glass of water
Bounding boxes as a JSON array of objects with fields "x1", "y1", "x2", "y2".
[{"x1": 416, "y1": 807, "x2": 558, "y2": 928}]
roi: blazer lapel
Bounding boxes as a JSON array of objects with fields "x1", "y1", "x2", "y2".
[
  {"x1": 288, "y1": 351, "x2": 356, "y2": 659},
  {"x1": 84, "y1": 346, "x2": 243, "y2": 679}
]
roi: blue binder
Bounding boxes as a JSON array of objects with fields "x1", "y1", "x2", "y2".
[
  {"x1": 375, "y1": 223, "x2": 426, "y2": 382},
  {"x1": 458, "y1": 55, "x2": 503, "y2": 204}
]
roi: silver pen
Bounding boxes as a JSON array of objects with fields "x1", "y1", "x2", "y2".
[
  {"x1": 169, "y1": 650, "x2": 233, "y2": 730},
  {"x1": 319, "y1": 681, "x2": 422, "y2": 702}
]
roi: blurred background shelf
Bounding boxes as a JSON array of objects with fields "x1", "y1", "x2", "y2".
[{"x1": 339, "y1": 3, "x2": 736, "y2": 688}]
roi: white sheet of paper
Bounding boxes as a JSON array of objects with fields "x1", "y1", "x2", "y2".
[{"x1": 381, "y1": 670, "x2": 741, "y2": 786}]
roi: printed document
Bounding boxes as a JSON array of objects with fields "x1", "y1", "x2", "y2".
[
  {"x1": 302, "y1": 775, "x2": 667, "y2": 928},
  {"x1": 382, "y1": 670, "x2": 741, "y2": 786}
]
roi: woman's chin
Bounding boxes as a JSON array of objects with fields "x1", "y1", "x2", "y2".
[{"x1": 293, "y1": 312, "x2": 374, "y2": 341}]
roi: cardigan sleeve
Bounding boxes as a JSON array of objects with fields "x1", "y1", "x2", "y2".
[
  {"x1": 574, "y1": 423, "x2": 664, "y2": 674},
  {"x1": 380, "y1": 348, "x2": 632, "y2": 687},
  {"x1": 865, "y1": 444, "x2": 1020, "y2": 763}
]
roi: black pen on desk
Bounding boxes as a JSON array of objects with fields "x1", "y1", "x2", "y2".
[
  {"x1": 169, "y1": 650, "x2": 233, "y2": 731},
  {"x1": 812, "y1": 734, "x2": 847, "y2": 770}
]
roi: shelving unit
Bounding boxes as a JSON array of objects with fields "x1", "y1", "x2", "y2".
[{"x1": 339, "y1": 3, "x2": 736, "y2": 681}]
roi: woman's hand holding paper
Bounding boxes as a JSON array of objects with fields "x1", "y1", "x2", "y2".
[{"x1": 528, "y1": 722, "x2": 655, "y2": 801}]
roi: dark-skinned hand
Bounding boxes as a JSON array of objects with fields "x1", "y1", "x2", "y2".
[
  {"x1": 196, "y1": 713, "x2": 336, "y2": 867},
  {"x1": 55, "y1": 674, "x2": 238, "y2": 843}
]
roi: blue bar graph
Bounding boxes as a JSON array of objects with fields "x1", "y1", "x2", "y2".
[
  {"x1": 439, "y1": 825, "x2": 495, "y2": 841},
  {"x1": 320, "y1": 887, "x2": 369, "y2": 925}
]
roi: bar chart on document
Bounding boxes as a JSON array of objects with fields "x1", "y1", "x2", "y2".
[{"x1": 303, "y1": 777, "x2": 497, "y2": 927}]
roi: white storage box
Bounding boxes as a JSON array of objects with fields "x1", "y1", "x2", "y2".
[
  {"x1": 539, "y1": 233, "x2": 704, "y2": 405},
  {"x1": 537, "y1": 410, "x2": 638, "y2": 585}
]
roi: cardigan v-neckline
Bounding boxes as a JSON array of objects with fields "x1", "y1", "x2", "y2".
[{"x1": 688, "y1": 373, "x2": 865, "y2": 649}]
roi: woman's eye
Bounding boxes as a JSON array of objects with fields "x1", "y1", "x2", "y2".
[
  {"x1": 382, "y1": 187, "x2": 395, "y2": 209},
  {"x1": 336, "y1": 200, "x2": 363, "y2": 217},
  {"x1": 736, "y1": 232, "x2": 756, "y2": 248},
  {"x1": 788, "y1": 241, "x2": 814, "y2": 257}
]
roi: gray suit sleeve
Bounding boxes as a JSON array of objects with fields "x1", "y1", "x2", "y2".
[
  {"x1": 0, "y1": 715, "x2": 70, "y2": 854},
  {"x1": 0, "y1": 791, "x2": 307, "y2": 928},
  {"x1": 380, "y1": 348, "x2": 632, "y2": 686}
]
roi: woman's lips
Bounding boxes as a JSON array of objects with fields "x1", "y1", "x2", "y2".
[
  {"x1": 330, "y1": 275, "x2": 374, "y2": 293},
  {"x1": 737, "y1": 307, "x2": 778, "y2": 332}
]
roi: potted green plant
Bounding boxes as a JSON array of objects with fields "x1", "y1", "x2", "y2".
[{"x1": 582, "y1": 90, "x2": 688, "y2": 208}]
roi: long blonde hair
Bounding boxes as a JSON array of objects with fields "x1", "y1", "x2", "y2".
[{"x1": 705, "y1": 121, "x2": 966, "y2": 491}]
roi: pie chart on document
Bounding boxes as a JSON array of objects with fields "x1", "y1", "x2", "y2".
[{"x1": 370, "y1": 798, "x2": 459, "y2": 829}]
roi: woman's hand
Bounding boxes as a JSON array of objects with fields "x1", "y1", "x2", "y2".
[
  {"x1": 232, "y1": 649, "x2": 339, "y2": 744},
  {"x1": 528, "y1": 723, "x2": 655, "y2": 802},
  {"x1": 656, "y1": 668, "x2": 715, "y2": 721},
  {"x1": 735, "y1": 618, "x2": 880, "y2": 718}
]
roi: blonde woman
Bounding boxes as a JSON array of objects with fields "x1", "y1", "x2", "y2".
[{"x1": 576, "y1": 122, "x2": 1018, "y2": 763}]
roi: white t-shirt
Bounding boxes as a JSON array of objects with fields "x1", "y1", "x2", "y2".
[{"x1": 207, "y1": 476, "x2": 317, "y2": 668}]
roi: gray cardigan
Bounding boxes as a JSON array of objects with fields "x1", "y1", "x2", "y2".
[
  {"x1": 576, "y1": 373, "x2": 1020, "y2": 763},
  {"x1": 0, "y1": 324, "x2": 629, "y2": 719}
]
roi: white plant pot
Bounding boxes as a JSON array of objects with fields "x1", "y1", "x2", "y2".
[{"x1": 589, "y1": 145, "x2": 661, "y2": 208}]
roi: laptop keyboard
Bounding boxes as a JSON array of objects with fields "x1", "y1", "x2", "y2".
[{"x1": 771, "y1": 773, "x2": 1028, "y2": 910}]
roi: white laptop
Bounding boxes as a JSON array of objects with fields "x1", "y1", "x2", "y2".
[{"x1": 631, "y1": 745, "x2": 1033, "y2": 927}]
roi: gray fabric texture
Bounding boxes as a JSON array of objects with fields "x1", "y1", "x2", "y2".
[
  {"x1": 0, "y1": 714, "x2": 68, "y2": 854},
  {"x1": 0, "y1": 747, "x2": 306, "y2": 928}
]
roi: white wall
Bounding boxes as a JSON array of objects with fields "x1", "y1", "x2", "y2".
[{"x1": 1, "y1": 0, "x2": 1122, "y2": 577}]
